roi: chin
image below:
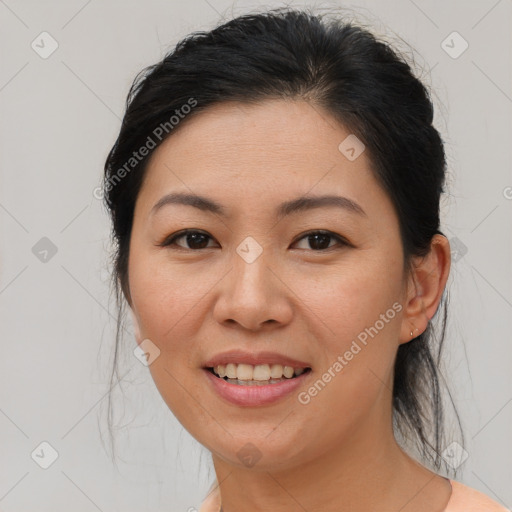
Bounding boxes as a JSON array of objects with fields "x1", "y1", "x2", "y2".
[{"x1": 204, "y1": 430, "x2": 310, "y2": 472}]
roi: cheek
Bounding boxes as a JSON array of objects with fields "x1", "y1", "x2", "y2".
[
  {"x1": 128, "y1": 247, "x2": 213, "y2": 344},
  {"x1": 290, "y1": 253, "x2": 404, "y2": 345},
  {"x1": 289, "y1": 253, "x2": 404, "y2": 407},
  {"x1": 128, "y1": 253, "x2": 212, "y2": 424}
]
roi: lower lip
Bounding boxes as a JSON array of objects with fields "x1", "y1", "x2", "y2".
[{"x1": 203, "y1": 368, "x2": 311, "y2": 407}]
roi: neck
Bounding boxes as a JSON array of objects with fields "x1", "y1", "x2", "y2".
[{"x1": 210, "y1": 411, "x2": 448, "y2": 512}]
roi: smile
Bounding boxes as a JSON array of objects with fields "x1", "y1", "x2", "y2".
[
  {"x1": 208, "y1": 363, "x2": 311, "y2": 385},
  {"x1": 204, "y1": 365, "x2": 312, "y2": 406}
]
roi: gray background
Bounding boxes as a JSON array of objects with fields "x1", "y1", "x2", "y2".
[{"x1": 0, "y1": 0, "x2": 511, "y2": 510}]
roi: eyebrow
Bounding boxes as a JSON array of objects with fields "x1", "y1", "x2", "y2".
[{"x1": 150, "y1": 192, "x2": 367, "y2": 218}]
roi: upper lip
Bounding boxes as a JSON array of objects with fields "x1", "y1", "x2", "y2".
[{"x1": 203, "y1": 350, "x2": 311, "y2": 369}]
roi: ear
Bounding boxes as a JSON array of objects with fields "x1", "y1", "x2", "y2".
[{"x1": 399, "y1": 234, "x2": 451, "y2": 344}]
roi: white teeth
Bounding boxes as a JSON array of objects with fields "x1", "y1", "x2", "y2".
[
  {"x1": 252, "y1": 364, "x2": 270, "y2": 381},
  {"x1": 283, "y1": 366, "x2": 294, "y2": 378},
  {"x1": 236, "y1": 363, "x2": 253, "y2": 380},
  {"x1": 270, "y1": 364, "x2": 283, "y2": 379},
  {"x1": 212, "y1": 363, "x2": 308, "y2": 380},
  {"x1": 225, "y1": 363, "x2": 237, "y2": 379}
]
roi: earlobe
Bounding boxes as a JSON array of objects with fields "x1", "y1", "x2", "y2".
[{"x1": 399, "y1": 234, "x2": 451, "y2": 344}]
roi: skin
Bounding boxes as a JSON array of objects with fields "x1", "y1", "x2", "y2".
[{"x1": 126, "y1": 99, "x2": 452, "y2": 512}]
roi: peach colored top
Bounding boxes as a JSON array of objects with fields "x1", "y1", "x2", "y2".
[{"x1": 199, "y1": 479, "x2": 509, "y2": 512}]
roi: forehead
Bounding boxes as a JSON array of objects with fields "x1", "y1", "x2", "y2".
[{"x1": 136, "y1": 99, "x2": 393, "y2": 222}]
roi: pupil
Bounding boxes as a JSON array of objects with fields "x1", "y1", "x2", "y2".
[
  {"x1": 188, "y1": 232, "x2": 208, "y2": 249},
  {"x1": 309, "y1": 234, "x2": 330, "y2": 250}
]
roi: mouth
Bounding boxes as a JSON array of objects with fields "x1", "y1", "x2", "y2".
[
  {"x1": 205, "y1": 364, "x2": 312, "y2": 386},
  {"x1": 203, "y1": 363, "x2": 313, "y2": 406}
]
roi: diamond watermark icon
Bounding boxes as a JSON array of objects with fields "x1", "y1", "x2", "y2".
[
  {"x1": 134, "y1": 338, "x2": 161, "y2": 366},
  {"x1": 441, "y1": 441, "x2": 469, "y2": 470},
  {"x1": 31, "y1": 32, "x2": 59, "y2": 59},
  {"x1": 236, "y1": 236, "x2": 263, "y2": 264},
  {"x1": 441, "y1": 31, "x2": 469, "y2": 59},
  {"x1": 31, "y1": 441, "x2": 59, "y2": 469},
  {"x1": 236, "y1": 442, "x2": 262, "y2": 468},
  {"x1": 32, "y1": 237, "x2": 58, "y2": 263},
  {"x1": 449, "y1": 236, "x2": 468, "y2": 263},
  {"x1": 338, "y1": 134, "x2": 365, "y2": 161}
]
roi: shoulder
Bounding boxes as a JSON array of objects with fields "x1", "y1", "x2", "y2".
[
  {"x1": 445, "y1": 479, "x2": 510, "y2": 512},
  {"x1": 198, "y1": 478, "x2": 510, "y2": 512}
]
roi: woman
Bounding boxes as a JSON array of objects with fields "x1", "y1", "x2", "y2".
[{"x1": 102, "y1": 8, "x2": 508, "y2": 512}]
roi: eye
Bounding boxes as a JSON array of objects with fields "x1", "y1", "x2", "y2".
[
  {"x1": 157, "y1": 229, "x2": 218, "y2": 250},
  {"x1": 292, "y1": 230, "x2": 349, "y2": 251}
]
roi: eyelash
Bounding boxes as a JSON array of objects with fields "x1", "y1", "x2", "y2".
[{"x1": 157, "y1": 229, "x2": 350, "y2": 252}]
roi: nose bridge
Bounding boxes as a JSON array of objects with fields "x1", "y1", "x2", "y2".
[
  {"x1": 213, "y1": 235, "x2": 292, "y2": 330},
  {"x1": 231, "y1": 234, "x2": 274, "y2": 301}
]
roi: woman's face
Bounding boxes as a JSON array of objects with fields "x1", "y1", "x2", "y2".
[{"x1": 127, "y1": 99, "x2": 413, "y2": 471}]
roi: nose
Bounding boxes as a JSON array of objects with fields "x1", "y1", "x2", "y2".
[{"x1": 212, "y1": 246, "x2": 294, "y2": 332}]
